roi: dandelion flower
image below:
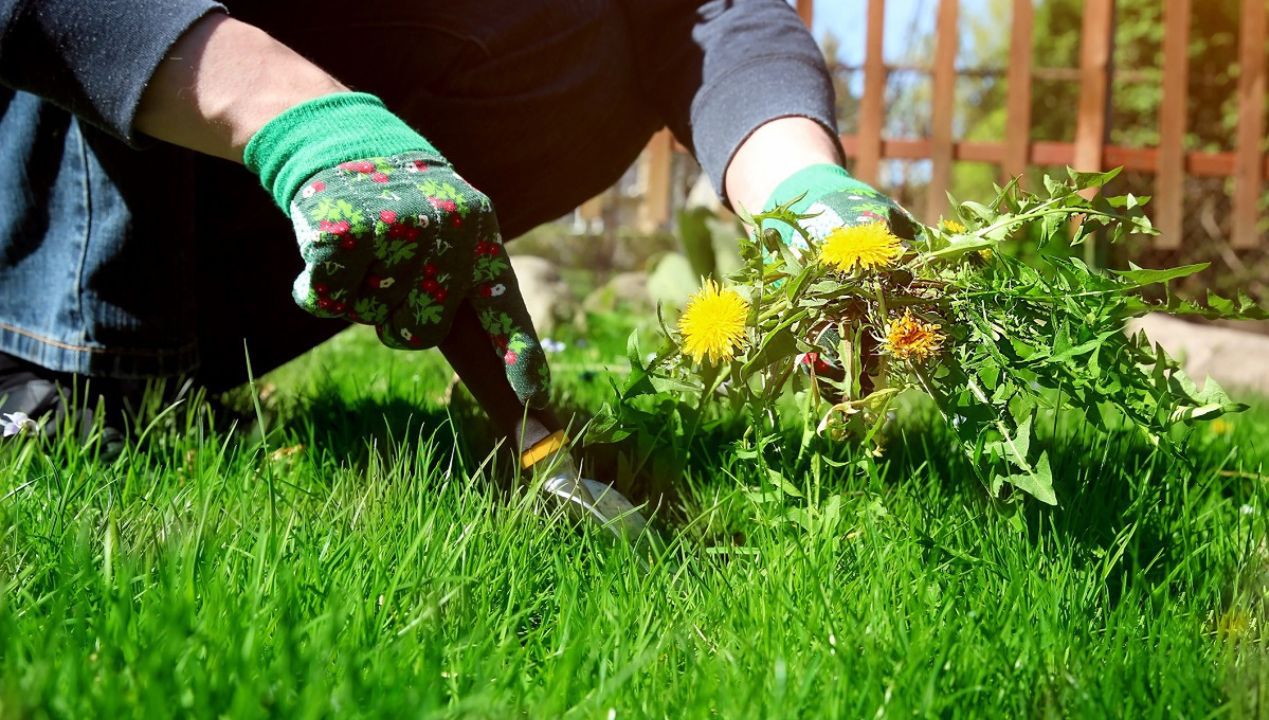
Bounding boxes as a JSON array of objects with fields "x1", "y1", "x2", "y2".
[
  {"x1": 940, "y1": 219, "x2": 967, "y2": 234},
  {"x1": 679, "y1": 280, "x2": 749, "y2": 364},
  {"x1": 884, "y1": 310, "x2": 945, "y2": 362},
  {"x1": 819, "y1": 222, "x2": 903, "y2": 272}
]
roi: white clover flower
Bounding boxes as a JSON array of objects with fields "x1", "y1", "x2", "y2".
[{"x1": 2, "y1": 411, "x2": 38, "y2": 437}]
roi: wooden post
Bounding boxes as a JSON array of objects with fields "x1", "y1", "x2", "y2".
[
  {"x1": 797, "y1": 0, "x2": 814, "y2": 28},
  {"x1": 578, "y1": 193, "x2": 605, "y2": 225},
  {"x1": 927, "y1": 0, "x2": 959, "y2": 223},
  {"x1": 1155, "y1": 0, "x2": 1190, "y2": 249},
  {"x1": 1232, "y1": 0, "x2": 1265, "y2": 249},
  {"x1": 856, "y1": 0, "x2": 887, "y2": 185},
  {"x1": 1073, "y1": 0, "x2": 1115, "y2": 194},
  {"x1": 1003, "y1": 0, "x2": 1034, "y2": 185},
  {"x1": 637, "y1": 128, "x2": 674, "y2": 234}
]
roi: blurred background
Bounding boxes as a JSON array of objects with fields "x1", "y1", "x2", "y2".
[{"x1": 511, "y1": 0, "x2": 1266, "y2": 339}]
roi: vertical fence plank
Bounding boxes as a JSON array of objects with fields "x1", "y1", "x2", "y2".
[
  {"x1": 1155, "y1": 0, "x2": 1190, "y2": 249},
  {"x1": 1233, "y1": 0, "x2": 1266, "y2": 249},
  {"x1": 927, "y1": 0, "x2": 959, "y2": 222},
  {"x1": 1073, "y1": 0, "x2": 1115, "y2": 194},
  {"x1": 797, "y1": 0, "x2": 814, "y2": 27},
  {"x1": 1004, "y1": 0, "x2": 1034, "y2": 185},
  {"x1": 637, "y1": 128, "x2": 674, "y2": 233},
  {"x1": 856, "y1": 0, "x2": 887, "y2": 185},
  {"x1": 578, "y1": 193, "x2": 604, "y2": 225}
]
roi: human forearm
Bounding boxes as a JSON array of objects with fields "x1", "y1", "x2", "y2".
[
  {"x1": 141, "y1": 16, "x2": 553, "y2": 417},
  {"x1": 724, "y1": 117, "x2": 843, "y2": 215},
  {"x1": 135, "y1": 13, "x2": 346, "y2": 162}
]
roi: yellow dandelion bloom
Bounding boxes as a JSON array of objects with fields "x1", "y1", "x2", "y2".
[
  {"x1": 679, "y1": 280, "x2": 749, "y2": 365},
  {"x1": 940, "y1": 218, "x2": 967, "y2": 234},
  {"x1": 819, "y1": 222, "x2": 903, "y2": 272},
  {"x1": 884, "y1": 310, "x2": 945, "y2": 362},
  {"x1": 1209, "y1": 418, "x2": 1233, "y2": 435}
]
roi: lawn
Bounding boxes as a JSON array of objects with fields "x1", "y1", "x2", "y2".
[{"x1": 1, "y1": 323, "x2": 1266, "y2": 718}]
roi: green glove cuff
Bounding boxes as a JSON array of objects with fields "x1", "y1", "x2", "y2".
[
  {"x1": 765, "y1": 163, "x2": 876, "y2": 214},
  {"x1": 243, "y1": 92, "x2": 439, "y2": 209}
]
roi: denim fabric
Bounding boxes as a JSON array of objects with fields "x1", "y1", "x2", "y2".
[
  {"x1": 0, "y1": 89, "x2": 199, "y2": 378},
  {"x1": 0, "y1": 0, "x2": 835, "y2": 389}
]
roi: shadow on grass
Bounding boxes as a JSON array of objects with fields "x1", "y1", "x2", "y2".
[
  {"x1": 229, "y1": 374, "x2": 1241, "y2": 609},
  {"x1": 254, "y1": 382, "x2": 690, "y2": 503},
  {"x1": 269, "y1": 388, "x2": 753, "y2": 535},
  {"x1": 299, "y1": 394, "x2": 472, "y2": 465},
  {"x1": 877, "y1": 416, "x2": 1201, "y2": 605},
  {"x1": 214, "y1": 380, "x2": 499, "y2": 487}
]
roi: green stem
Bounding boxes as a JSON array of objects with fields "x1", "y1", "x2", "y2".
[
  {"x1": 910, "y1": 363, "x2": 951, "y2": 424},
  {"x1": 913, "y1": 207, "x2": 1129, "y2": 269}
]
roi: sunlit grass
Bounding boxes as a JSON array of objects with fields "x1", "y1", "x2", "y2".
[{"x1": 0, "y1": 325, "x2": 1265, "y2": 718}]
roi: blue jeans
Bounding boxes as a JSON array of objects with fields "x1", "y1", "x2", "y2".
[
  {"x1": 0, "y1": 91, "x2": 201, "y2": 379},
  {"x1": 0, "y1": 0, "x2": 659, "y2": 390}
]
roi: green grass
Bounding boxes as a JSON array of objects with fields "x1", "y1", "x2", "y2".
[{"x1": 1, "y1": 325, "x2": 1266, "y2": 718}]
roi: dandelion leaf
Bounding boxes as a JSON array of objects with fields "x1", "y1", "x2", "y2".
[
  {"x1": 997, "y1": 452, "x2": 1057, "y2": 506},
  {"x1": 1113, "y1": 262, "x2": 1209, "y2": 287}
]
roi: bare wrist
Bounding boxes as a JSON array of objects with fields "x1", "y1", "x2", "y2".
[{"x1": 723, "y1": 116, "x2": 843, "y2": 214}]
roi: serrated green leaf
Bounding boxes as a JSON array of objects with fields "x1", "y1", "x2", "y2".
[
  {"x1": 1113, "y1": 262, "x2": 1209, "y2": 287},
  {"x1": 1002, "y1": 452, "x2": 1057, "y2": 505},
  {"x1": 1067, "y1": 166, "x2": 1122, "y2": 190},
  {"x1": 741, "y1": 324, "x2": 799, "y2": 375},
  {"x1": 984, "y1": 413, "x2": 1033, "y2": 470},
  {"x1": 767, "y1": 469, "x2": 804, "y2": 498}
]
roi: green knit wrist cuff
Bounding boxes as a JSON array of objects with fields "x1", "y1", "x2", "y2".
[
  {"x1": 243, "y1": 92, "x2": 439, "y2": 209},
  {"x1": 765, "y1": 163, "x2": 867, "y2": 214}
]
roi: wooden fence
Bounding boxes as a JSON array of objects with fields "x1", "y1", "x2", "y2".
[{"x1": 625, "y1": 0, "x2": 1266, "y2": 249}]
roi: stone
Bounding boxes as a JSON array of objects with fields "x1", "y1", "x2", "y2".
[
  {"x1": 1127, "y1": 313, "x2": 1269, "y2": 397},
  {"x1": 646, "y1": 252, "x2": 698, "y2": 310},
  {"x1": 582, "y1": 271, "x2": 652, "y2": 314},
  {"x1": 509, "y1": 254, "x2": 574, "y2": 333}
]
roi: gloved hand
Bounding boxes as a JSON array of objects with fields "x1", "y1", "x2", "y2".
[
  {"x1": 763, "y1": 164, "x2": 921, "y2": 396},
  {"x1": 244, "y1": 93, "x2": 548, "y2": 407},
  {"x1": 763, "y1": 164, "x2": 922, "y2": 253}
]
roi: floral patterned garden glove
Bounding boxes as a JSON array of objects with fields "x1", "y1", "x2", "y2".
[{"x1": 243, "y1": 93, "x2": 549, "y2": 407}]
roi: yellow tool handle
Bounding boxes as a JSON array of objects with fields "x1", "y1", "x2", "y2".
[{"x1": 520, "y1": 430, "x2": 568, "y2": 469}]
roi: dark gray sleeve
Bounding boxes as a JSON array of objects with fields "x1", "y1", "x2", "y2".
[
  {"x1": 619, "y1": 0, "x2": 840, "y2": 206},
  {"x1": 0, "y1": 0, "x2": 225, "y2": 142}
]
